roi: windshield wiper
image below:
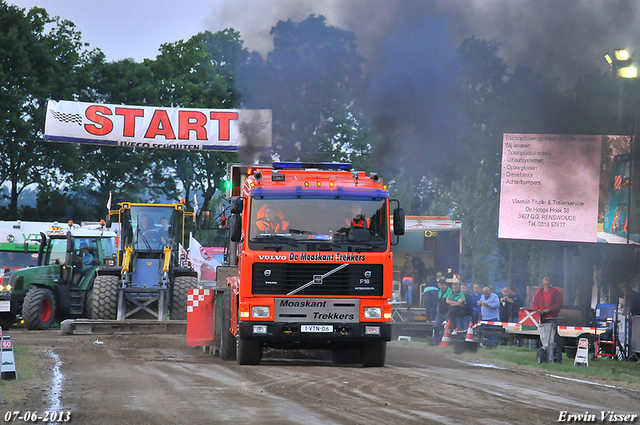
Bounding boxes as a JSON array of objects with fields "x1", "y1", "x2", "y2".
[
  {"x1": 331, "y1": 241, "x2": 384, "y2": 252},
  {"x1": 251, "y1": 235, "x2": 299, "y2": 247}
]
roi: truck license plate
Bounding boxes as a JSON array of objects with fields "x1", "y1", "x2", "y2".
[
  {"x1": 301, "y1": 325, "x2": 333, "y2": 333},
  {"x1": 0, "y1": 300, "x2": 10, "y2": 312}
]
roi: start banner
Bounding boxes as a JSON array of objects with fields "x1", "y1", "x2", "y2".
[{"x1": 44, "y1": 100, "x2": 272, "y2": 152}]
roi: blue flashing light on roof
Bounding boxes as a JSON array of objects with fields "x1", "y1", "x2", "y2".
[{"x1": 272, "y1": 162, "x2": 352, "y2": 171}]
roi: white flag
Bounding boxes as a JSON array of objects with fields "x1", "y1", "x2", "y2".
[{"x1": 106, "y1": 191, "x2": 112, "y2": 211}]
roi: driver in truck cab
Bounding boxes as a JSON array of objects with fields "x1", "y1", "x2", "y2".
[{"x1": 255, "y1": 204, "x2": 289, "y2": 234}]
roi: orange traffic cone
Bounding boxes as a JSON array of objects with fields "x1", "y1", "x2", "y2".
[
  {"x1": 440, "y1": 320, "x2": 451, "y2": 347},
  {"x1": 465, "y1": 321, "x2": 474, "y2": 342}
]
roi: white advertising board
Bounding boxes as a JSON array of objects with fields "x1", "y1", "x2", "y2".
[
  {"x1": 44, "y1": 100, "x2": 271, "y2": 152},
  {"x1": 499, "y1": 134, "x2": 602, "y2": 243}
]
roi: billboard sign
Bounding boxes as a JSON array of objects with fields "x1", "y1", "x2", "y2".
[
  {"x1": 44, "y1": 100, "x2": 272, "y2": 152},
  {"x1": 499, "y1": 134, "x2": 638, "y2": 244}
]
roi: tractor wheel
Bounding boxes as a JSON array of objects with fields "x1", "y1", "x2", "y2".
[
  {"x1": 84, "y1": 289, "x2": 94, "y2": 318},
  {"x1": 361, "y1": 341, "x2": 386, "y2": 367},
  {"x1": 219, "y1": 287, "x2": 236, "y2": 361},
  {"x1": 170, "y1": 276, "x2": 198, "y2": 320},
  {"x1": 22, "y1": 287, "x2": 56, "y2": 330},
  {"x1": 92, "y1": 275, "x2": 119, "y2": 320}
]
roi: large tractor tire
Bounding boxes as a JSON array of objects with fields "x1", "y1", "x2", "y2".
[
  {"x1": 22, "y1": 287, "x2": 56, "y2": 330},
  {"x1": 92, "y1": 275, "x2": 119, "y2": 320},
  {"x1": 219, "y1": 287, "x2": 236, "y2": 361},
  {"x1": 361, "y1": 340, "x2": 387, "y2": 367},
  {"x1": 84, "y1": 289, "x2": 94, "y2": 318},
  {"x1": 170, "y1": 276, "x2": 198, "y2": 320}
]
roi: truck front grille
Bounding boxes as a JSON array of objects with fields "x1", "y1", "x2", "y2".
[{"x1": 252, "y1": 263, "x2": 383, "y2": 296}]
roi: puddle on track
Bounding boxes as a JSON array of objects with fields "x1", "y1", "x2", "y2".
[{"x1": 45, "y1": 350, "x2": 64, "y2": 422}]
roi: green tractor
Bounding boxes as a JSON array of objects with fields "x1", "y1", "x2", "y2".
[
  {"x1": 0, "y1": 223, "x2": 118, "y2": 329},
  {"x1": 94, "y1": 202, "x2": 198, "y2": 321}
]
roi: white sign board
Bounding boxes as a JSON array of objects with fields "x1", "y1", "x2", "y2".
[
  {"x1": 45, "y1": 100, "x2": 272, "y2": 152},
  {"x1": 499, "y1": 134, "x2": 601, "y2": 243}
]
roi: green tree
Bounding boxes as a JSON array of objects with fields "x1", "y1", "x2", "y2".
[
  {"x1": 0, "y1": 2, "x2": 89, "y2": 219},
  {"x1": 238, "y1": 15, "x2": 368, "y2": 166},
  {"x1": 146, "y1": 29, "x2": 250, "y2": 214}
]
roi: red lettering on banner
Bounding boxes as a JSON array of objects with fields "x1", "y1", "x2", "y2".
[
  {"x1": 178, "y1": 111, "x2": 208, "y2": 140},
  {"x1": 210, "y1": 112, "x2": 238, "y2": 141},
  {"x1": 85, "y1": 105, "x2": 114, "y2": 136},
  {"x1": 115, "y1": 107, "x2": 144, "y2": 137},
  {"x1": 144, "y1": 110, "x2": 176, "y2": 139}
]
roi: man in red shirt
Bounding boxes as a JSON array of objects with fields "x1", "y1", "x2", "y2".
[
  {"x1": 532, "y1": 277, "x2": 564, "y2": 363},
  {"x1": 532, "y1": 276, "x2": 563, "y2": 320}
]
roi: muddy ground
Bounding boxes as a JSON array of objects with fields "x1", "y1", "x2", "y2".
[{"x1": 4, "y1": 329, "x2": 640, "y2": 425}]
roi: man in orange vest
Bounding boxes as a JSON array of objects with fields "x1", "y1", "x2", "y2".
[{"x1": 256, "y1": 204, "x2": 289, "y2": 234}]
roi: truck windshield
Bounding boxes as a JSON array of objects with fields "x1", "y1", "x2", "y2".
[
  {"x1": 0, "y1": 251, "x2": 37, "y2": 273},
  {"x1": 248, "y1": 198, "x2": 387, "y2": 251}
]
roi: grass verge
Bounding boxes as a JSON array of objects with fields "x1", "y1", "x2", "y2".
[
  {"x1": 0, "y1": 346, "x2": 51, "y2": 406},
  {"x1": 419, "y1": 340, "x2": 640, "y2": 387}
]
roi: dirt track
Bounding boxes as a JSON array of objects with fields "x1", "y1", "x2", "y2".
[{"x1": 6, "y1": 329, "x2": 640, "y2": 424}]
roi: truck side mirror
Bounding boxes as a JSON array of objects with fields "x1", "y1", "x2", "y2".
[
  {"x1": 393, "y1": 208, "x2": 405, "y2": 236},
  {"x1": 230, "y1": 198, "x2": 244, "y2": 214},
  {"x1": 229, "y1": 214, "x2": 242, "y2": 242}
]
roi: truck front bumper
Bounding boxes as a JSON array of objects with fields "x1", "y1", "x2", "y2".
[{"x1": 238, "y1": 321, "x2": 391, "y2": 348}]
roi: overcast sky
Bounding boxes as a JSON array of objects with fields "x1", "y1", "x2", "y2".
[{"x1": 9, "y1": 0, "x2": 640, "y2": 90}]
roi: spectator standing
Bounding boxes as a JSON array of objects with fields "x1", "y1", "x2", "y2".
[
  {"x1": 532, "y1": 277, "x2": 564, "y2": 361},
  {"x1": 460, "y1": 283, "x2": 473, "y2": 330},
  {"x1": 507, "y1": 283, "x2": 523, "y2": 323},
  {"x1": 532, "y1": 277, "x2": 563, "y2": 320},
  {"x1": 411, "y1": 256, "x2": 426, "y2": 307},
  {"x1": 423, "y1": 279, "x2": 438, "y2": 321},
  {"x1": 620, "y1": 284, "x2": 640, "y2": 316},
  {"x1": 400, "y1": 256, "x2": 414, "y2": 306},
  {"x1": 471, "y1": 283, "x2": 482, "y2": 324},
  {"x1": 446, "y1": 281, "x2": 466, "y2": 332},
  {"x1": 499, "y1": 287, "x2": 510, "y2": 322},
  {"x1": 479, "y1": 287, "x2": 500, "y2": 348},
  {"x1": 430, "y1": 279, "x2": 452, "y2": 345}
]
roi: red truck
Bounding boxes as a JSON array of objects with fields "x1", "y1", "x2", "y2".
[{"x1": 187, "y1": 162, "x2": 405, "y2": 366}]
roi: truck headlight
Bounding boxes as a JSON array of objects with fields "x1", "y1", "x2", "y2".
[
  {"x1": 252, "y1": 306, "x2": 270, "y2": 318},
  {"x1": 364, "y1": 307, "x2": 382, "y2": 319},
  {"x1": 0, "y1": 284, "x2": 11, "y2": 292}
]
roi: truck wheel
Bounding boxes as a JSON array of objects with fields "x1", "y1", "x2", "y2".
[
  {"x1": 92, "y1": 275, "x2": 119, "y2": 320},
  {"x1": 170, "y1": 276, "x2": 198, "y2": 320},
  {"x1": 22, "y1": 288, "x2": 56, "y2": 330},
  {"x1": 236, "y1": 336, "x2": 263, "y2": 365},
  {"x1": 219, "y1": 287, "x2": 236, "y2": 361},
  {"x1": 331, "y1": 346, "x2": 360, "y2": 365},
  {"x1": 360, "y1": 341, "x2": 386, "y2": 367}
]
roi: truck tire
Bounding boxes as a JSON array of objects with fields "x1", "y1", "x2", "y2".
[
  {"x1": 331, "y1": 346, "x2": 360, "y2": 365},
  {"x1": 219, "y1": 287, "x2": 236, "y2": 361},
  {"x1": 236, "y1": 336, "x2": 263, "y2": 365},
  {"x1": 170, "y1": 276, "x2": 198, "y2": 320},
  {"x1": 361, "y1": 341, "x2": 386, "y2": 367},
  {"x1": 22, "y1": 287, "x2": 56, "y2": 330},
  {"x1": 92, "y1": 275, "x2": 119, "y2": 320}
]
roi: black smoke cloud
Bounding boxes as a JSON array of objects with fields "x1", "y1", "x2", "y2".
[{"x1": 206, "y1": 0, "x2": 640, "y2": 175}]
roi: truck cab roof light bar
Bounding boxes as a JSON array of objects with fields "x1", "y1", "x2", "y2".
[{"x1": 272, "y1": 162, "x2": 352, "y2": 171}]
